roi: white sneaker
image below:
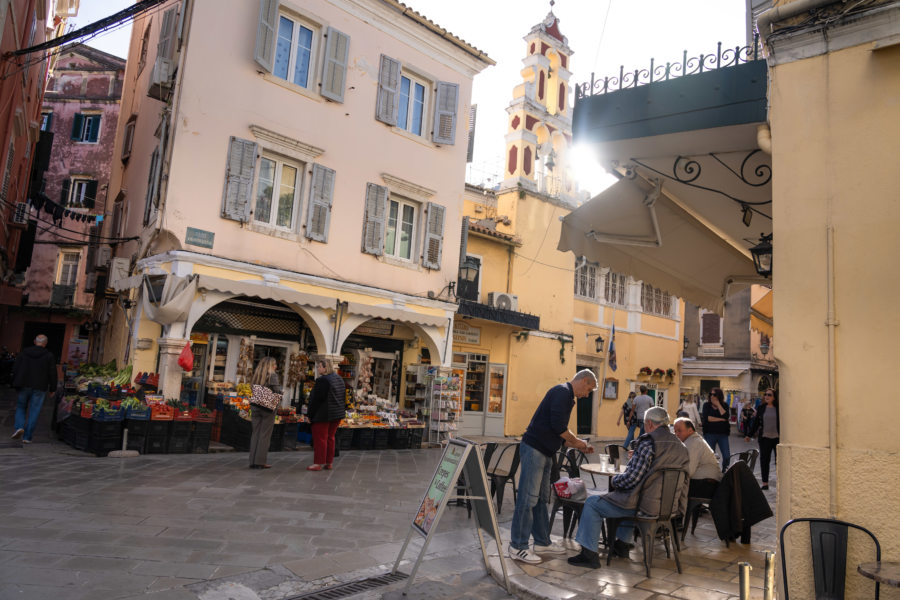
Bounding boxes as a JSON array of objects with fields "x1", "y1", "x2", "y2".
[
  {"x1": 534, "y1": 541, "x2": 568, "y2": 554},
  {"x1": 508, "y1": 544, "x2": 542, "y2": 564},
  {"x1": 11, "y1": 428, "x2": 24, "y2": 440}
]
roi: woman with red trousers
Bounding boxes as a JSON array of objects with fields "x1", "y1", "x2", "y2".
[{"x1": 307, "y1": 358, "x2": 346, "y2": 471}]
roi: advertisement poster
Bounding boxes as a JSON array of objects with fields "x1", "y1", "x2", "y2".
[
  {"x1": 67, "y1": 338, "x2": 88, "y2": 365},
  {"x1": 413, "y1": 442, "x2": 465, "y2": 536}
]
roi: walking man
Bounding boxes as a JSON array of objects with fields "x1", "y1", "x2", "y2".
[
  {"x1": 508, "y1": 369, "x2": 598, "y2": 564},
  {"x1": 11, "y1": 335, "x2": 57, "y2": 443},
  {"x1": 624, "y1": 385, "x2": 654, "y2": 447}
]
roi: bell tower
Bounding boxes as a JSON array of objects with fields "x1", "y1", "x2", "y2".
[{"x1": 502, "y1": 8, "x2": 577, "y2": 204}]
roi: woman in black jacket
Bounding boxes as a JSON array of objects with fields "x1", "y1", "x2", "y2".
[
  {"x1": 307, "y1": 358, "x2": 346, "y2": 471},
  {"x1": 745, "y1": 388, "x2": 779, "y2": 490}
]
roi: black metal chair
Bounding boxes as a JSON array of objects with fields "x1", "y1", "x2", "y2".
[
  {"x1": 485, "y1": 442, "x2": 519, "y2": 514},
  {"x1": 681, "y1": 490, "x2": 716, "y2": 542},
  {"x1": 728, "y1": 448, "x2": 760, "y2": 471},
  {"x1": 549, "y1": 448, "x2": 588, "y2": 539},
  {"x1": 779, "y1": 518, "x2": 881, "y2": 600},
  {"x1": 605, "y1": 443, "x2": 630, "y2": 470},
  {"x1": 606, "y1": 468, "x2": 686, "y2": 578}
]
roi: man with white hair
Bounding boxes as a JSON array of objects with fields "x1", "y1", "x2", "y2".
[
  {"x1": 11, "y1": 335, "x2": 57, "y2": 443},
  {"x1": 568, "y1": 406, "x2": 689, "y2": 568}
]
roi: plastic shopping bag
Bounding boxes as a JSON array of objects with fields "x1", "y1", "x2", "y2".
[{"x1": 177, "y1": 342, "x2": 193, "y2": 371}]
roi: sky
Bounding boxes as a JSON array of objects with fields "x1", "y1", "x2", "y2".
[{"x1": 68, "y1": 0, "x2": 748, "y2": 194}]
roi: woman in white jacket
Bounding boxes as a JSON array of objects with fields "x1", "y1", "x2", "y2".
[{"x1": 678, "y1": 397, "x2": 702, "y2": 432}]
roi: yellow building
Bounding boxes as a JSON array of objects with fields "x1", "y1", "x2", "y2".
[{"x1": 453, "y1": 12, "x2": 684, "y2": 439}]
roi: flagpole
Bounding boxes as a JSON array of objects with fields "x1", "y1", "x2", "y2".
[{"x1": 597, "y1": 308, "x2": 617, "y2": 433}]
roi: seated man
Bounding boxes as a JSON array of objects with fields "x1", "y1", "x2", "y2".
[
  {"x1": 568, "y1": 407, "x2": 689, "y2": 569},
  {"x1": 673, "y1": 417, "x2": 722, "y2": 498}
]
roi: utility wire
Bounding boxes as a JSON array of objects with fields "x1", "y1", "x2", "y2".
[{"x1": 0, "y1": 197, "x2": 137, "y2": 243}]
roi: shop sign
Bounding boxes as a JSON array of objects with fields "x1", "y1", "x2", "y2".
[
  {"x1": 185, "y1": 227, "x2": 215, "y2": 249},
  {"x1": 453, "y1": 321, "x2": 480, "y2": 345},
  {"x1": 355, "y1": 319, "x2": 394, "y2": 336}
]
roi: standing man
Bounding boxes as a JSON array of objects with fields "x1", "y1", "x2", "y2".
[
  {"x1": 568, "y1": 407, "x2": 689, "y2": 568},
  {"x1": 624, "y1": 385, "x2": 654, "y2": 447},
  {"x1": 508, "y1": 369, "x2": 598, "y2": 564},
  {"x1": 11, "y1": 335, "x2": 57, "y2": 443}
]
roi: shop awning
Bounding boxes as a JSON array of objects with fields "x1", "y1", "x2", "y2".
[
  {"x1": 558, "y1": 178, "x2": 766, "y2": 314},
  {"x1": 750, "y1": 289, "x2": 773, "y2": 337},
  {"x1": 196, "y1": 275, "x2": 335, "y2": 310},
  {"x1": 345, "y1": 301, "x2": 448, "y2": 328},
  {"x1": 682, "y1": 366, "x2": 748, "y2": 378}
]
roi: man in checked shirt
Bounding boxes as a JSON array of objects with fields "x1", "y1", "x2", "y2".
[{"x1": 568, "y1": 406, "x2": 689, "y2": 568}]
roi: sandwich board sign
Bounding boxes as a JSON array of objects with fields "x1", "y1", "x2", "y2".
[{"x1": 392, "y1": 437, "x2": 510, "y2": 594}]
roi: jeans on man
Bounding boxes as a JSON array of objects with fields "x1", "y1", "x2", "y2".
[
  {"x1": 575, "y1": 495, "x2": 637, "y2": 553},
  {"x1": 704, "y1": 432, "x2": 731, "y2": 472},
  {"x1": 15, "y1": 388, "x2": 46, "y2": 442},
  {"x1": 509, "y1": 441, "x2": 553, "y2": 550},
  {"x1": 623, "y1": 420, "x2": 645, "y2": 448}
]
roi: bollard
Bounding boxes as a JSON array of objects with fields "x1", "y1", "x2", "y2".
[
  {"x1": 738, "y1": 561, "x2": 752, "y2": 600},
  {"x1": 763, "y1": 551, "x2": 775, "y2": 600}
]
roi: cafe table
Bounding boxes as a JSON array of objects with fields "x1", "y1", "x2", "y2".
[
  {"x1": 581, "y1": 459, "x2": 625, "y2": 490},
  {"x1": 858, "y1": 561, "x2": 900, "y2": 588}
]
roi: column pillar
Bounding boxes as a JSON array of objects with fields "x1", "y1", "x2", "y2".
[{"x1": 158, "y1": 337, "x2": 190, "y2": 400}]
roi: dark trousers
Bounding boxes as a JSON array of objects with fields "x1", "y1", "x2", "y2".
[
  {"x1": 759, "y1": 436, "x2": 779, "y2": 483},
  {"x1": 249, "y1": 407, "x2": 275, "y2": 467},
  {"x1": 312, "y1": 420, "x2": 340, "y2": 465}
]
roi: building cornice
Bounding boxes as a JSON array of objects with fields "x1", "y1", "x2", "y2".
[
  {"x1": 381, "y1": 173, "x2": 436, "y2": 200},
  {"x1": 249, "y1": 124, "x2": 325, "y2": 162}
]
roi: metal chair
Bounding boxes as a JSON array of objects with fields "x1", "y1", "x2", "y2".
[
  {"x1": 728, "y1": 448, "x2": 760, "y2": 471},
  {"x1": 605, "y1": 443, "x2": 630, "y2": 471},
  {"x1": 779, "y1": 517, "x2": 881, "y2": 600},
  {"x1": 548, "y1": 448, "x2": 587, "y2": 538},
  {"x1": 681, "y1": 491, "x2": 716, "y2": 542},
  {"x1": 606, "y1": 468, "x2": 686, "y2": 578},
  {"x1": 485, "y1": 442, "x2": 519, "y2": 513}
]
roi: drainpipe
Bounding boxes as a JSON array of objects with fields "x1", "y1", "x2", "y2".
[
  {"x1": 756, "y1": 0, "x2": 835, "y2": 46},
  {"x1": 825, "y1": 226, "x2": 838, "y2": 518}
]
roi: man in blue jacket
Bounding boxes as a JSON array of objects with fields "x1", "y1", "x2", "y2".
[
  {"x1": 11, "y1": 335, "x2": 57, "y2": 443},
  {"x1": 507, "y1": 370, "x2": 597, "y2": 564}
]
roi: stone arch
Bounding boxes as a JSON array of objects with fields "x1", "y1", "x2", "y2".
[{"x1": 336, "y1": 316, "x2": 448, "y2": 365}]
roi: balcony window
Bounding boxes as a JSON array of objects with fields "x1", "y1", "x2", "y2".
[{"x1": 56, "y1": 251, "x2": 80, "y2": 286}]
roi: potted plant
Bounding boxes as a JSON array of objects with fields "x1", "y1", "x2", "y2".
[
  {"x1": 665, "y1": 368, "x2": 677, "y2": 379},
  {"x1": 639, "y1": 366, "x2": 653, "y2": 377},
  {"x1": 652, "y1": 368, "x2": 666, "y2": 378}
]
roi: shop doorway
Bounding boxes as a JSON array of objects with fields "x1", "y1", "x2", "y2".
[
  {"x1": 21, "y1": 322, "x2": 66, "y2": 363},
  {"x1": 457, "y1": 352, "x2": 507, "y2": 437},
  {"x1": 575, "y1": 364, "x2": 594, "y2": 435}
]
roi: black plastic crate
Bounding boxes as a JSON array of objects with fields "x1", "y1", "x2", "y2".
[
  {"x1": 88, "y1": 435, "x2": 123, "y2": 457},
  {"x1": 126, "y1": 433, "x2": 146, "y2": 453},
  {"x1": 167, "y1": 436, "x2": 190, "y2": 454},
  {"x1": 389, "y1": 429, "x2": 410, "y2": 449},
  {"x1": 169, "y1": 420, "x2": 192, "y2": 438},
  {"x1": 189, "y1": 435, "x2": 210, "y2": 454},
  {"x1": 268, "y1": 423, "x2": 284, "y2": 452},
  {"x1": 192, "y1": 421, "x2": 213, "y2": 438},
  {"x1": 148, "y1": 420, "x2": 170, "y2": 436},
  {"x1": 354, "y1": 428, "x2": 374, "y2": 450},
  {"x1": 282, "y1": 423, "x2": 298, "y2": 450},
  {"x1": 408, "y1": 428, "x2": 423, "y2": 449},
  {"x1": 146, "y1": 435, "x2": 168, "y2": 454},
  {"x1": 90, "y1": 419, "x2": 122, "y2": 438},
  {"x1": 373, "y1": 429, "x2": 389, "y2": 450},
  {"x1": 338, "y1": 428, "x2": 352, "y2": 450},
  {"x1": 69, "y1": 414, "x2": 91, "y2": 434},
  {"x1": 124, "y1": 419, "x2": 149, "y2": 436}
]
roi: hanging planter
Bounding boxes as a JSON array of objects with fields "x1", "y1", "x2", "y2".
[
  {"x1": 638, "y1": 366, "x2": 653, "y2": 377},
  {"x1": 665, "y1": 368, "x2": 676, "y2": 380},
  {"x1": 652, "y1": 368, "x2": 666, "y2": 378}
]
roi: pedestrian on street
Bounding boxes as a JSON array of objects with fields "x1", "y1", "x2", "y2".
[
  {"x1": 617, "y1": 391, "x2": 635, "y2": 436},
  {"x1": 702, "y1": 387, "x2": 731, "y2": 472},
  {"x1": 624, "y1": 385, "x2": 654, "y2": 448},
  {"x1": 745, "y1": 388, "x2": 779, "y2": 490},
  {"x1": 678, "y1": 396, "x2": 702, "y2": 431},
  {"x1": 306, "y1": 358, "x2": 345, "y2": 472},
  {"x1": 11, "y1": 334, "x2": 57, "y2": 443},
  {"x1": 508, "y1": 369, "x2": 597, "y2": 564},
  {"x1": 248, "y1": 356, "x2": 281, "y2": 469}
]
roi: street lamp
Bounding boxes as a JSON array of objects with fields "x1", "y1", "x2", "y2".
[
  {"x1": 595, "y1": 336, "x2": 604, "y2": 353},
  {"x1": 750, "y1": 233, "x2": 773, "y2": 277},
  {"x1": 683, "y1": 337, "x2": 689, "y2": 351},
  {"x1": 458, "y1": 256, "x2": 479, "y2": 283},
  {"x1": 760, "y1": 335, "x2": 770, "y2": 356}
]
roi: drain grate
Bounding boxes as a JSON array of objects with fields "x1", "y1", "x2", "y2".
[{"x1": 286, "y1": 572, "x2": 408, "y2": 600}]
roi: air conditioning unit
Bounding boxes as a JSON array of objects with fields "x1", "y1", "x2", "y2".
[
  {"x1": 148, "y1": 57, "x2": 174, "y2": 100},
  {"x1": 94, "y1": 246, "x2": 112, "y2": 269},
  {"x1": 107, "y1": 257, "x2": 131, "y2": 290},
  {"x1": 84, "y1": 272, "x2": 97, "y2": 293},
  {"x1": 488, "y1": 292, "x2": 518, "y2": 311},
  {"x1": 12, "y1": 202, "x2": 28, "y2": 225}
]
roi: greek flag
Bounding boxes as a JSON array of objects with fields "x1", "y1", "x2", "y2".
[{"x1": 608, "y1": 325, "x2": 617, "y2": 372}]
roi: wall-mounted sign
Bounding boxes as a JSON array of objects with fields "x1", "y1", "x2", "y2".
[
  {"x1": 355, "y1": 319, "x2": 394, "y2": 336},
  {"x1": 453, "y1": 321, "x2": 481, "y2": 345},
  {"x1": 185, "y1": 227, "x2": 215, "y2": 249}
]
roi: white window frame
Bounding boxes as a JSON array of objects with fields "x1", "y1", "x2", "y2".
[
  {"x1": 574, "y1": 259, "x2": 599, "y2": 301},
  {"x1": 641, "y1": 283, "x2": 674, "y2": 317},
  {"x1": 121, "y1": 117, "x2": 136, "y2": 161},
  {"x1": 40, "y1": 111, "x2": 52, "y2": 131},
  {"x1": 384, "y1": 197, "x2": 418, "y2": 261},
  {"x1": 75, "y1": 113, "x2": 101, "y2": 143},
  {"x1": 603, "y1": 270, "x2": 627, "y2": 307},
  {"x1": 252, "y1": 153, "x2": 303, "y2": 231},
  {"x1": 272, "y1": 11, "x2": 319, "y2": 90},
  {"x1": 56, "y1": 250, "x2": 80, "y2": 286},
  {"x1": 398, "y1": 72, "x2": 428, "y2": 137},
  {"x1": 68, "y1": 177, "x2": 95, "y2": 209}
]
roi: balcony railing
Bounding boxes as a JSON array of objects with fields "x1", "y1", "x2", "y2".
[
  {"x1": 50, "y1": 284, "x2": 75, "y2": 307},
  {"x1": 576, "y1": 35, "x2": 761, "y2": 100},
  {"x1": 457, "y1": 299, "x2": 540, "y2": 330}
]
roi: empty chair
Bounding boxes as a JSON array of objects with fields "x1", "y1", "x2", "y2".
[
  {"x1": 728, "y1": 448, "x2": 759, "y2": 471},
  {"x1": 485, "y1": 442, "x2": 519, "y2": 513},
  {"x1": 681, "y1": 490, "x2": 716, "y2": 542},
  {"x1": 780, "y1": 518, "x2": 881, "y2": 600}
]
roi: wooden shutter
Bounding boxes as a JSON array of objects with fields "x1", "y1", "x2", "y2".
[
  {"x1": 305, "y1": 164, "x2": 335, "y2": 242},
  {"x1": 701, "y1": 312, "x2": 722, "y2": 344},
  {"x1": 320, "y1": 27, "x2": 349, "y2": 102},
  {"x1": 85, "y1": 180, "x2": 98, "y2": 209},
  {"x1": 60, "y1": 179, "x2": 70, "y2": 205},
  {"x1": 375, "y1": 54, "x2": 400, "y2": 126},
  {"x1": 157, "y1": 7, "x2": 178, "y2": 60},
  {"x1": 432, "y1": 82, "x2": 458, "y2": 145},
  {"x1": 70, "y1": 113, "x2": 83, "y2": 140},
  {"x1": 422, "y1": 202, "x2": 445, "y2": 270},
  {"x1": 88, "y1": 116, "x2": 100, "y2": 142},
  {"x1": 466, "y1": 104, "x2": 476, "y2": 162},
  {"x1": 362, "y1": 183, "x2": 387, "y2": 255},
  {"x1": 255, "y1": 0, "x2": 279, "y2": 72},
  {"x1": 221, "y1": 137, "x2": 257, "y2": 223}
]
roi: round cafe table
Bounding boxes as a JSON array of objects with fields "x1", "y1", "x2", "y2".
[
  {"x1": 580, "y1": 460, "x2": 624, "y2": 490},
  {"x1": 858, "y1": 561, "x2": 900, "y2": 588}
]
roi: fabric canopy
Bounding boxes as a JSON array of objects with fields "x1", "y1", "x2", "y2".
[
  {"x1": 345, "y1": 301, "x2": 447, "y2": 328},
  {"x1": 142, "y1": 275, "x2": 197, "y2": 325},
  {"x1": 750, "y1": 289, "x2": 773, "y2": 337},
  {"x1": 558, "y1": 178, "x2": 766, "y2": 314},
  {"x1": 196, "y1": 275, "x2": 336, "y2": 310},
  {"x1": 682, "y1": 366, "x2": 748, "y2": 378}
]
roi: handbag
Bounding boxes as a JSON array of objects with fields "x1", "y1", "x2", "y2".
[{"x1": 250, "y1": 384, "x2": 280, "y2": 411}]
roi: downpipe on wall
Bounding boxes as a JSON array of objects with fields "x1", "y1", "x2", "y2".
[{"x1": 826, "y1": 226, "x2": 838, "y2": 518}]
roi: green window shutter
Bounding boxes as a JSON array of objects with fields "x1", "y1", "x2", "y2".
[
  {"x1": 320, "y1": 27, "x2": 350, "y2": 103},
  {"x1": 71, "y1": 113, "x2": 83, "y2": 140},
  {"x1": 61, "y1": 179, "x2": 71, "y2": 205},
  {"x1": 432, "y1": 82, "x2": 459, "y2": 145},
  {"x1": 255, "y1": 0, "x2": 279, "y2": 72},
  {"x1": 306, "y1": 164, "x2": 335, "y2": 242},
  {"x1": 422, "y1": 202, "x2": 445, "y2": 270},
  {"x1": 88, "y1": 116, "x2": 100, "y2": 143},
  {"x1": 221, "y1": 137, "x2": 257, "y2": 223},
  {"x1": 157, "y1": 7, "x2": 178, "y2": 60},
  {"x1": 362, "y1": 183, "x2": 387, "y2": 255},
  {"x1": 85, "y1": 180, "x2": 98, "y2": 209},
  {"x1": 375, "y1": 55, "x2": 400, "y2": 126}
]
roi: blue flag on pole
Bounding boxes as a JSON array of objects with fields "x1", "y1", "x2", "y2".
[{"x1": 608, "y1": 325, "x2": 617, "y2": 372}]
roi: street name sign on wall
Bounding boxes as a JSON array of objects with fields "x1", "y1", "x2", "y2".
[
  {"x1": 185, "y1": 227, "x2": 215, "y2": 249},
  {"x1": 453, "y1": 321, "x2": 481, "y2": 345},
  {"x1": 393, "y1": 438, "x2": 510, "y2": 593}
]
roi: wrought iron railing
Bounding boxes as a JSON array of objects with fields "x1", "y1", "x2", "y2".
[
  {"x1": 456, "y1": 299, "x2": 540, "y2": 330},
  {"x1": 576, "y1": 35, "x2": 761, "y2": 100}
]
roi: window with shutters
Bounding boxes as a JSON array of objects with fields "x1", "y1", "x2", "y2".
[
  {"x1": 71, "y1": 113, "x2": 101, "y2": 143},
  {"x1": 574, "y1": 259, "x2": 598, "y2": 301},
  {"x1": 56, "y1": 251, "x2": 80, "y2": 286},
  {"x1": 641, "y1": 283, "x2": 673, "y2": 317},
  {"x1": 700, "y1": 310, "x2": 723, "y2": 344},
  {"x1": 604, "y1": 270, "x2": 627, "y2": 306},
  {"x1": 121, "y1": 117, "x2": 136, "y2": 162},
  {"x1": 253, "y1": 154, "x2": 301, "y2": 230},
  {"x1": 273, "y1": 13, "x2": 316, "y2": 89},
  {"x1": 65, "y1": 178, "x2": 97, "y2": 209},
  {"x1": 385, "y1": 197, "x2": 417, "y2": 260}
]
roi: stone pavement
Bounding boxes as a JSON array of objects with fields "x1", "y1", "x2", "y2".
[{"x1": 1, "y1": 387, "x2": 776, "y2": 599}]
